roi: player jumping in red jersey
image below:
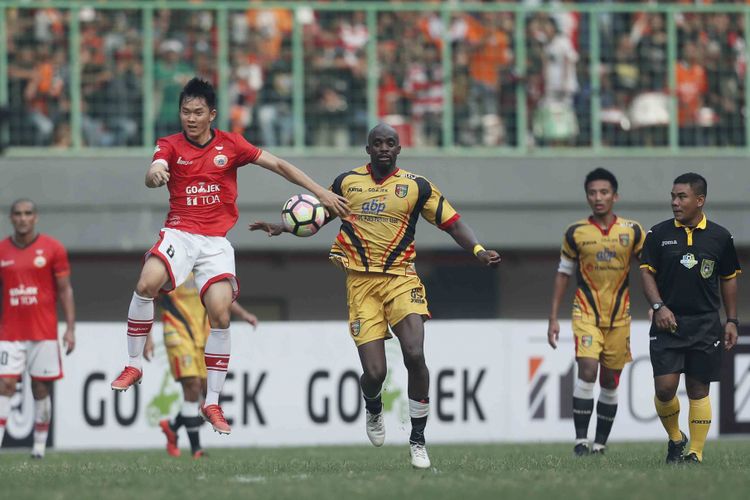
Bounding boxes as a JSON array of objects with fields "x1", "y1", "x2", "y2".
[
  {"x1": 0, "y1": 199, "x2": 76, "y2": 458},
  {"x1": 110, "y1": 78, "x2": 349, "y2": 435}
]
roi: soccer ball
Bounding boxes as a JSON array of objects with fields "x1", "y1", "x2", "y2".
[{"x1": 281, "y1": 194, "x2": 326, "y2": 237}]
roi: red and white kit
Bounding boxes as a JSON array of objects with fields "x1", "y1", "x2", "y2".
[
  {"x1": 0, "y1": 235, "x2": 70, "y2": 380},
  {"x1": 149, "y1": 130, "x2": 261, "y2": 295}
]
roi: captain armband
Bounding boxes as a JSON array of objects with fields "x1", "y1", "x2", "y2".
[{"x1": 558, "y1": 257, "x2": 576, "y2": 276}]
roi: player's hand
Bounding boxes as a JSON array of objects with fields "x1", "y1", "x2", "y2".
[
  {"x1": 654, "y1": 306, "x2": 677, "y2": 333},
  {"x1": 724, "y1": 321, "x2": 738, "y2": 351},
  {"x1": 316, "y1": 190, "x2": 350, "y2": 219},
  {"x1": 153, "y1": 170, "x2": 170, "y2": 186},
  {"x1": 547, "y1": 318, "x2": 560, "y2": 349},
  {"x1": 241, "y1": 311, "x2": 258, "y2": 329},
  {"x1": 63, "y1": 327, "x2": 75, "y2": 355},
  {"x1": 249, "y1": 221, "x2": 285, "y2": 236},
  {"x1": 477, "y1": 249, "x2": 501, "y2": 268},
  {"x1": 143, "y1": 334, "x2": 154, "y2": 361}
]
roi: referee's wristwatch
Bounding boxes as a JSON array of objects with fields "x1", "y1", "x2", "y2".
[
  {"x1": 727, "y1": 318, "x2": 740, "y2": 326},
  {"x1": 652, "y1": 302, "x2": 665, "y2": 312}
]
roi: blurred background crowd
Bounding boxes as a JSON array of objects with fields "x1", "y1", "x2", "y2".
[{"x1": 4, "y1": 0, "x2": 748, "y2": 149}]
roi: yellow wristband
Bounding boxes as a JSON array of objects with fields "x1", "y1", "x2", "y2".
[{"x1": 473, "y1": 244, "x2": 486, "y2": 256}]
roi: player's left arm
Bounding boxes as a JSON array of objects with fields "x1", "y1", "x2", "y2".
[
  {"x1": 720, "y1": 277, "x2": 738, "y2": 351},
  {"x1": 230, "y1": 302, "x2": 258, "y2": 329},
  {"x1": 444, "y1": 219, "x2": 501, "y2": 267},
  {"x1": 252, "y1": 150, "x2": 350, "y2": 219},
  {"x1": 55, "y1": 274, "x2": 76, "y2": 355},
  {"x1": 719, "y1": 233, "x2": 742, "y2": 351}
]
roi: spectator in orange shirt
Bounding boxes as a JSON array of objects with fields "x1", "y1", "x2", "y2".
[{"x1": 676, "y1": 41, "x2": 708, "y2": 145}]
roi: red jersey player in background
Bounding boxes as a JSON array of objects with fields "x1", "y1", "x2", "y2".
[
  {"x1": 110, "y1": 78, "x2": 350, "y2": 435},
  {"x1": 0, "y1": 199, "x2": 76, "y2": 459}
]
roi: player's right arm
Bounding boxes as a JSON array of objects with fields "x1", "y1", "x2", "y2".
[
  {"x1": 145, "y1": 162, "x2": 170, "y2": 188},
  {"x1": 547, "y1": 272, "x2": 570, "y2": 349},
  {"x1": 145, "y1": 139, "x2": 173, "y2": 188},
  {"x1": 548, "y1": 227, "x2": 577, "y2": 349}
]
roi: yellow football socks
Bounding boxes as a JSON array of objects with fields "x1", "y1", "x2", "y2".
[
  {"x1": 654, "y1": 396, "x2": 682, "y2": 442},
  {"x1": 688, "y1": 397, "x2": 711, "y2": 461}
]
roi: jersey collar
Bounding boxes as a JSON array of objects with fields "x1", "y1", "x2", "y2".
[
  {"x1": 674, "y1": 213, "x2": 707, "y2": 230},
  {"x1": 588, "y1": 214, "x2": 618, "y2": 236},
  {"x1": 182, "y1": 129, "x2": 216, "y2": 149},
  {"x1": 10, "y1": 233, "x2": 40, "y2": 249},
  {"x1": 366, "y1": 163, "x2": 400, "y2": 185}
]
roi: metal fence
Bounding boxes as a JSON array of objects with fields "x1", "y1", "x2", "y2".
[{"x1": 1, "y1": 1, "x2": 749, "y2": 155}]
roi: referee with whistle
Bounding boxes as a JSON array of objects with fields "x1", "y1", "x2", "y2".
[{"x1": 640, "y1": 172, "x2": 741, "y2": 465}]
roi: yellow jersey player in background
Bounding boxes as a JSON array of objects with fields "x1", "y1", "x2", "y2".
[
  {"x1": 144, "y1": 273, "x2": 257, "y2": 458},
  {"x1": 547, "y1": 168, "x2": 645, "y2": 456},
  {"x1": 250, "y1": 124, "x2": 500, "y2": 469}
]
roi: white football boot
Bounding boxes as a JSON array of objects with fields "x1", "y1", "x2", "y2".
[
  {"x1": 365, "y1": 410, "x2": 385, "y2": 447},
  {"x1": 31, "y1": 442, "x2": 46, "y2": 459},
  {"x1": 409, "y1": 442, "x2": 431, "y2": 469}
]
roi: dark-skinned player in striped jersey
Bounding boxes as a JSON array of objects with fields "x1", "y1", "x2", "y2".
[{"x1": 250, "y1": 124, "x2": 500, "y2": 468}]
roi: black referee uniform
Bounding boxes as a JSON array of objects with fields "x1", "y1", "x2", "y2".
[{"x1": 640, "y1": 215, "x2": 741, "y2": 382}]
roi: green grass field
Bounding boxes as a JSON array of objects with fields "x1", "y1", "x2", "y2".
[{"x1": 2, "y1": 441, "x2": 750, "y2": 500}]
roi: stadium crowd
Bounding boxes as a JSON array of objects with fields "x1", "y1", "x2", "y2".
[{"x1": 3, "y1": 1, "x2": 748, "y2": 148}]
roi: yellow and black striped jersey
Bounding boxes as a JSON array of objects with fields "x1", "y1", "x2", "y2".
[
  {"x1": 160, "y1": 274, "x2": 209, "y2": 347},
  {"x1": 329, "y1": 165, "x2": 460, "y2": 276},
  {"x1": 561, "y1": 216, "x2": 645, "y2": 327}
]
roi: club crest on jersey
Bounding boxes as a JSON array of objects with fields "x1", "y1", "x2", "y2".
[
  {"x1": 395, "y1": 184, "x2": 409, "y2": 198},
  {"x1": 680, "y1": 252, "x2": 698, "y2": 269},
  {"x1": 213, "y1": 154, "x2": 228, "y2": 168},
  {"x1": 700, "y1": 259, "x2": 715, "y2": 279},
  {"x1": 619, "y1": 234, "x2": 630, "y2": 247},
  {"x1": 33, "y1": 256, "x2": 46, "y2": 268},
  {"x1": 350, "y1": 320, "x2": 361, "y2": 337},
  {"x1": 581, "y1": 335, "x2": 593, "y2": 347}
]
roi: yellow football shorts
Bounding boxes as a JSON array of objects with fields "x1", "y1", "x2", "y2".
[
  {"x1": 345, "y1": 270, "x2": 431, "y2": 347},
  {"x1": 573, "y1": 319, "x2": 632, "y2": 370},
  {"x1": 163, "y1": 324, "x2": 208, "y2": 380}
]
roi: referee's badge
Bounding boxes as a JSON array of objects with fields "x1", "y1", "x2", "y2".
[
  {"x1": 680, "y1": 252, "x2": 698, "y2": 269},
  {"x1": 700, "y1": 259, "x2": 715, "y2": 279}
]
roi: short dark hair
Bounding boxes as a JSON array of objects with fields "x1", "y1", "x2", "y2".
[
  {"x1": 179, "y1": 77, "x2": 216, "y2": 110},
  {"x1": 673, "y1": 172, "x2": 707, "y2": 197},
  {"x1": 584, "y1": 168, "x2": 618, "y2": 193},
  {"x1": 10, "y1": 198, "x2": 36, "y2": 214}
]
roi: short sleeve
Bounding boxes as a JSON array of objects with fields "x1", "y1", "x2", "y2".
[
  {"x1": 639, "y1": 228, "x2": 659, "y2": 273},
  {"x1": 561, "y1": 225, "x2": 578, "y2": 260},
  {"x1": 233, "y1": 133, "x2": 262, "y2": 167},
  {"x1": 633, "y1": 222, "x2": 646, "y2": 259},
  {"x1": 52, "y1": 241, "x2": 70, "y2": 278},
  {"x1": 718, "y1": 234, "x2": 742, "y2": 280},
  {"x1": 420, "y1": 181, "x2": 460, "y2": 230},
  {"x1": 152, "y1": 138, "x2": 175, "y2": 170}
]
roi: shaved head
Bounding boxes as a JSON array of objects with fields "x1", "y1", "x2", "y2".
[
  {"x1": 10, "y1": 198, "x2": 36, "y2": 215},
  {"x1": 367, "y1": 123, "x2": 399, "y2": 145}
]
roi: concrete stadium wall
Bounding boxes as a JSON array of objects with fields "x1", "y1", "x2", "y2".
[{"x1": 1, "y1": 155, "x2": 748, "y2": 251}]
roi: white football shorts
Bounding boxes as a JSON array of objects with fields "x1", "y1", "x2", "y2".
[
  {"x1": 0, "y1": 340, "x2": 63, "y2": 381},
  {"x1": 146, "y1": 228, "x2": 239, "y2": 301}
]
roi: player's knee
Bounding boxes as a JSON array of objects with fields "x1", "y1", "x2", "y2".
[
  {"x1": 0, "y1": 379, "x2": 16, "y2": 396},
  {"x1": 134, "y1": 280, "x2": 160, "y2": 299},
  {"x1": 362, "y1": 365, "x2": 386, "y2": 386},
  {"x1": 207, "y1": 308, "x2": 231, "y2": 329},
  {"x1": 403, "y1": 348, "x2": 426, "y2": 372},
  {"x1": 31, "y1": 380, "x2": 50, "y2": 399},
  {"x1": 654, "y1": 387, "x2": 677, "y2": 402}
]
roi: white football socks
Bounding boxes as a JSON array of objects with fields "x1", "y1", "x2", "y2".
[
  {"x1": 33, "y1": 396, "x2": 51, "y2": 451},
  {"x1": 204, "y1": 328, "x2": 231, "y2": 406},
  {"x1": 127, "y1": 292, "x2": 154, "y2": 370}
]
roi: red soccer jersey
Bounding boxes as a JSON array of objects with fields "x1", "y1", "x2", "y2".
[
  {"x1": 0, "y1": 234, "x2": 70, "y2": 341},
  {"x1": 152, "y1": 130, "x2": 262, "y2": 237}
]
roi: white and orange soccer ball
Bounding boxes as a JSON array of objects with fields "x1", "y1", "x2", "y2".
[{"x1": 281, "y1": 194, "x2": 326, "y2": 237}]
